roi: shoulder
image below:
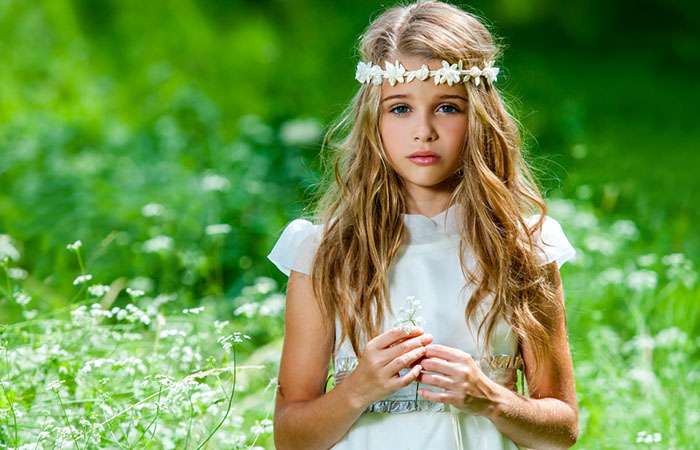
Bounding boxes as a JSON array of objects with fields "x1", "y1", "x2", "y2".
[
  {"x1": 524, "y1": 214, "x2": 576, "y2": 269},
  {"x1": 267, "y1": 218, "x2": 329, "y2": 277}
]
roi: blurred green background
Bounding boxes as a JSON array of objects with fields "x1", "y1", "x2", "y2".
[{"x1": 1, "y1": 0, "x2": 698, "y2": 448}]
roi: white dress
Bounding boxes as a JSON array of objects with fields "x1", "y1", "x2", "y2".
[{"x1": 267, "y1": 204, "x2": 576, "y2": 450}]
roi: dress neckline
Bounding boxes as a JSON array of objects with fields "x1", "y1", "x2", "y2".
[{"x1": 402, "y1": 203, "x2": 461, "y2": 244}]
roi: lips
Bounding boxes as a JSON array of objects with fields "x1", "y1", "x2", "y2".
[
  {"x1": 407, "y1": 151, "x2": 440, "y2": 166},
  {"x1": 408, "y1": 151, "x2": 438, "y2": 158}
]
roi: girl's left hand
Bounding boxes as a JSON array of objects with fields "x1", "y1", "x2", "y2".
[{"x1": 416, "y1": 344, "x2": 504, "y2": 417}]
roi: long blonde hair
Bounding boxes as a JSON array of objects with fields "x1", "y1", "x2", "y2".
[{"x1": 309, "y1": 0, "x2": 559, "y2": 390}]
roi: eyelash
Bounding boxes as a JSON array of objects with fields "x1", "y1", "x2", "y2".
[{"x1": 389, "y1": 104, "x2": 460, "y2": 116}]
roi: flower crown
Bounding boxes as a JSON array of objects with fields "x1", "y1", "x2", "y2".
[{"x1": 355, "y1": 59, "x2": 499, "y2": 87}]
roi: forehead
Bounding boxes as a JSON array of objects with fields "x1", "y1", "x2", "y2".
[{"x1": 380, "y1": 54, "x2": 467, "y2": 98}]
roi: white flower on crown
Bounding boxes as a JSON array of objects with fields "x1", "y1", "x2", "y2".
[
  {"x1": 434, "y1": 60, "x2": 461, "y2": 86},
  {"x1": 355, "y1": 59, "x2": 500, "y2": 87},
  {"x1": 369, "y1": 64, "x2": 384, "y2": 85},
  {"x1": 406, "y1": 64, "x2": 430, "y2": 83},
  {"x1": 355, "y1": 61, "x2": 373, "y2": 84},
  {"x1": 355, "y1": 61, "x2": 384, "y2": 85},
  {"x1": 464, "y1": 66, "x2": 483, "y2": 86},
  {"x1": 481, "y1": 61, "x2": 499, "y2": 85},
  {"x1": 383, "y1": 60, "x2": 407, "y2": 86}
]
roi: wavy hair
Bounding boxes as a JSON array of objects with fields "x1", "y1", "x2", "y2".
[{"x1": 309, "y1": 0, "x2": 559, "y2": 391}]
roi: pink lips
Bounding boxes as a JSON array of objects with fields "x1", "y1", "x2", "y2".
[{"x1": 408, "y1": 151, "x2": 440, "y2": 166}]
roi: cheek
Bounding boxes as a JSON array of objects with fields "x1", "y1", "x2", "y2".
[{"x1": 379, "y1": 125, "x2": 402, "y2": 155}]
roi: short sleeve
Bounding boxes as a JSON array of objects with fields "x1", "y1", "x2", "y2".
[
  {"x1": 267, "y1": 219, "x2": 321, "y2": 277},
  {"x1": 526, "y1": 215, "x2": 576, "y2": 269}
]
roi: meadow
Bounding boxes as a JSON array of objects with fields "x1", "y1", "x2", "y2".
[{"x1": 1, "y1": 0, "x2": 698, "y2": 448}]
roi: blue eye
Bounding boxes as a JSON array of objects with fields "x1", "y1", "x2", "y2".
[
  {"x1": 390, "y1": 105, "x2": 410, "y2": 115},
  {"x1": 439, "y1": 104, "x2": 459, "y2": 113}
]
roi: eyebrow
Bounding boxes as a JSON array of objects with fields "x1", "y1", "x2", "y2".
[{"x1": 380, "y1": 94, "x2": 468, "y2": 103}]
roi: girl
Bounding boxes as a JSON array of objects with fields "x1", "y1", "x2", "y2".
[{"x1": 268, "y1": 1, "x2": 578, "y2": 449}]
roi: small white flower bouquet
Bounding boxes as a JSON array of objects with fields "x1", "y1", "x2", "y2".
[{"x1": 393, "y1": 296, "x2": 425, "y2": 332}]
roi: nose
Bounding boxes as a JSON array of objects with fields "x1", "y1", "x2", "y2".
[{"x1": 413, "y1": 111, "x2": 437, "y2": 142}]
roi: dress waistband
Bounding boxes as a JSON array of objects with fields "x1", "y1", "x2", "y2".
[
  {"x1": 332, "y1": 353, "x2": 523, "y2": 413},
  {"x1": 333, "y1": 353, "x2": 522, "y2": 450}
]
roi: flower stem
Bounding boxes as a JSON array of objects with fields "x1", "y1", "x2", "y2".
[
  {"x1": 196, "y1": 344, "x2": 237, "y2": 449},
  {"x1": 1, "y1": 341, "x2": 18, "y2": 447},
  {"x1": 0, "y1": 259, "x2": 12, "y2": 301},
  {"x1": 56, "y1": 391, "x2": 81, "y2": 450},
  {"x1": 74, "y1": 248, "x2": 88, "y2": 302}
]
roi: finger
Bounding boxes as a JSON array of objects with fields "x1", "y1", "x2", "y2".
[
  {"x1": 425, "y1": 344, "x2": 472, "y2": 363},
  {"x1": 419, "y1": 357, "x2": 460, "y2": 376},
  {"x1": 385, "y1": 345, "x2": 427, "y2": 375},
  {"x1": 383, "y1": 333, "x2": 433, "y2": 364},
  {"x1": 389, "y1": 331, "x2": 434, "y2": 349},
  {"x1": 395, "y1": 363, "x2": 422, "y2": 388},
  {"x1": 417, "y1": 388, "x2": 454, "y2": 405},
  {"x1": 370, "y1": 326, "x2": 424, "y2": 350},
  {"x1": 417, "y1": 372, "x2": 455, "y2": 390}
]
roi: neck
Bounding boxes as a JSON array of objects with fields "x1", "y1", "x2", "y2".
[
  {"x1": 403, "y1": 175, "x2": 458, "y2": 218},
  {"x1": 404, "y1": 189, "x2": 452, "y2": 218}
]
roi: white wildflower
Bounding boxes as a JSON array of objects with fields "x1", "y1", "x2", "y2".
[
  {"x1": 598, "y1": 268, "x2": 624, "y2": 285},
  {"x1": 142, "y1": 235, "x2": 173, "y2": 253},
  {"x1": 626, "y1": 270, "x2": 658, "y2": 292},
  {"x1": 612, "y1": 219, "x2": 639, "y2": 240},
  {"x1": 259, "y1": 293, "x2": 285, "y2": 317},
  {"x1": 124, "y1": 303, "x2": 151, "y2": 325},
  {"x1": 72, "y1": 274, "x2": 93, "y2": 285},
  {"x1": 66, "y1": 240, "x2": 82, "y2": 251},
  {"x1": 7, "y1": 267, "x2": 28, "y2": 280},
  {"x1": 234, "y1": 302, "x2": 258, "y2": 317},
  {"x1": 126, "y1": 287, "x2": 145, "y2": 298},
  {"x1": 205, "y1": 224, "x2": 232, "y2": 235},
  {"x1": 80, "y1": 358, "x2": 117, "y2": 373},
  {"x1": 242, "y1": 276, "x2": 277, "y2": 296},
  {"x1": 141, "y1": 202, "x2": 166, "y2": 217},
  {"x1": 279, "y1": 118, "x2": 323, "y2": 146},
  {"x1": 71, "y1": 305, "x2": 90, "y2": 326},
  {"x1": 393, "y1": 296, "x2": 426, "y2": 332},
  {"x1": 159, "y1": 329, "x2": 187, "y2": 339},
  {"x1": 14, "y1": 292, "x2": 31, "y2": 306},
  {"x1": 662, "y1": 253, "x2": 685, "y2": 266},
  {"x1": 214, "y1": 320, "x2": 229, "y2": 330},
  {"x1": 88, "y1": 284, "x2": 111, "y2": 297},
  {"x1": 584, "y1": 235, "x2": 616, "y2": 255},
  {"x1": 201, "y1": 174, "x2": 230, "y2": 192},
  {"x1": 636, "y1": 430, "x2": 662, "y2": 443},
  {"x1": 218, "y1": 332, "x2": 251, "y2": 350},
  {"x1": 636, "y1": 253, "x2": 657, "y2": 267},
  {"x1": 0, "y1": 235, "x2": 20, "y2": 262},
  {"x1": 655, "y1": 327, "x2": 688, "y2": 349},
  {"x1": 46, "y1": 379, "x2": 65, "y2": 392},
  {"x1": 155, "y1": 374, "x2": 175, "y2": 387},
  {"x1": 574, "y1": 210, "x2": 598, "y2": 227},
  {"x1": 183, "y1": 306, "x2": 204, "y2": 315},
  {"x1": 250, "y1": 418, "x2": 274, "y2": 434}
]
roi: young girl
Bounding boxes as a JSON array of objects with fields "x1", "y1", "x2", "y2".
[{"x1": 267, "y1": 1, "x2": 578, "y2": 448}]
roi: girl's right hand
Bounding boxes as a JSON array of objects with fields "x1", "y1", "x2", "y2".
[{"x1": 345, "y1": 327, "x2": 434, "y2": 408}]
